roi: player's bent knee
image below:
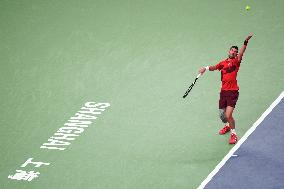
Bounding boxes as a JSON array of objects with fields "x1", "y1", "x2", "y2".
[{"x1": 219, "y1": 109, "x2": 227, "y2": 123}]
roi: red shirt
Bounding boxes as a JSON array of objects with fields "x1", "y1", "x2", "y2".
[{"x1": 215, "y1": 57, "x2": 241, "y2": 91}]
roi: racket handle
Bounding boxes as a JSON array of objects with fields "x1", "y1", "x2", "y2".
[{"x1": 197, "y1": 73, "x2": 201, "y2": 78}]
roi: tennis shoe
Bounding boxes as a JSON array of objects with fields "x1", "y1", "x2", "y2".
[
  {"x1": 229, "y1": 133, "x2": 238, "y2": 144},
  {"x1": 219, "y1": 125, "x2": 230, "y2": 135}
]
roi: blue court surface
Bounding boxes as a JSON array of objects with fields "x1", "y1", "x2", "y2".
[{"x1": 199, "y1": 91, "x2": 284, "y2": 189}]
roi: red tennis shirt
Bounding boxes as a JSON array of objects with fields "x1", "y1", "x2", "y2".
[{"x1": 214, "y1": 56, "x2": 241, "y2": 91}]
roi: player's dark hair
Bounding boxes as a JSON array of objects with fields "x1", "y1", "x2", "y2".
[{"x1": 230, "y1": 46, "x2": 238, "y2": 51}]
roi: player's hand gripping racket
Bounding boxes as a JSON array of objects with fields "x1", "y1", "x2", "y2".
[{"x1": 182, "y1": 73, "x2": 201, "y2": 98}]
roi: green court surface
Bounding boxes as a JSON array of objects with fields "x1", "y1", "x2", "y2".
[{"x1": 1, "y1": 1, "x2": 284, "y2": 188}]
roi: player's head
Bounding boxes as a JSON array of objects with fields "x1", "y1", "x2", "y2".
[{"x1": 228, "y1": 46, "x2": 238, "y2": 58}]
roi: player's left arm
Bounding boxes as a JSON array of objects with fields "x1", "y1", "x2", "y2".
[{"x1": 238, "y1": 33, "x2": 253, "y2": 62}]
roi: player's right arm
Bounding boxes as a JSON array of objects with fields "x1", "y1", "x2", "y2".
[{"x1": 199, "y1": 65, "x2": 218, "y2": 75}]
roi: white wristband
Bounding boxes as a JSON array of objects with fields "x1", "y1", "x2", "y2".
[{"x1": 205, "y1": 66, "x2": 209, "y2": 71}]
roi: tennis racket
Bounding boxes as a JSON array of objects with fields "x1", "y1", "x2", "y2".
[{"x1": 182, "y1": 73, "x2": 201, "y2": 98}]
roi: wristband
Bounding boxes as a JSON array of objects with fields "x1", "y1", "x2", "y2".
[
  {"x1": 244, "y1": 40, "x2": 248, "y2": 46},
  {"x1": 205, "y1": 66, "x2": 209, "y2": 71}
]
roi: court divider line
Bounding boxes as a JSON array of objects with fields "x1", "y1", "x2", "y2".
[{"x1": 197, "y1": 90, "x2": 284, "y2": 189}]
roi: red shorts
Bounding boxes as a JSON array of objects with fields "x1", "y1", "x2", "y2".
[{"x1": 219, "y1": 90, "x2": 239, "y2": 109}]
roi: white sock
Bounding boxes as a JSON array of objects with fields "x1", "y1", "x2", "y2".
[{"x1": 231, "y1": 129, "x2": 236, "y2": 134}]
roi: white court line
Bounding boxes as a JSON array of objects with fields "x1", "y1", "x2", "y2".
[{"x1": 197, "y1": 91, "x2": 284, "y2": 189}]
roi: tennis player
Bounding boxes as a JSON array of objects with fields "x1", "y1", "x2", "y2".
[{"x1": 199, "y1": 34, "x2": 253, "y2": 144}]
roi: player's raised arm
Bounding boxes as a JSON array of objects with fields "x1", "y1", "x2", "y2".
[{"x1": 238, "y1": 33, "x2": 253, "y2": 62}]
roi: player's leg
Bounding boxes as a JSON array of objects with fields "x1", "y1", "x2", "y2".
[
  {"x1": 225, "y1": 106, "x2": 235, "y2": 130},
  {"x1": 226, "y1": 90, "x2": 239, "y2": 131},
  {"x1": 226, "y1": 91, "x2": 239, "y2": 144},
  {"x1": 226, "y1": 106, "x2": 238, "y2": 144},
  {"x1": 218, "y1": 91, "x2": 230, "y2": 135},
  {"x1": 219, "y1": 108, "x2": 227, "y2": 123}
]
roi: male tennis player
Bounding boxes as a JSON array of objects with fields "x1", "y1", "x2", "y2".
[{"x1": 199, "y1": 34, "x2": 253, "y2": 144}]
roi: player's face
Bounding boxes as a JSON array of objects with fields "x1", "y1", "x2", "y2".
[{"x1": 228, "y1": 48, "x2": 238, "y2": 58}]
